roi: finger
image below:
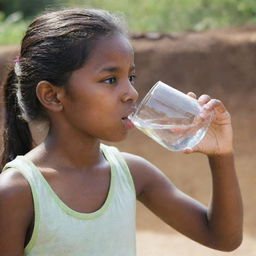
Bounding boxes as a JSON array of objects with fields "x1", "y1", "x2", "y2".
[
  {"x1": 199, "y1": 107, "x2": 213, "y2": 119},
  {"x1": 182, "y1": 142, "x2": 202, "y2": 154},
  {"x1": 204, "y1": 99, "x2": 227, "y2": 113},
  {"x1": 169, "y1": 125, "x2": 191, "y2": 135},
  {"x1": 182, "y1": 147, "x2": 193, "y2": 154},
  {"x1": 198, "y1": 94, "x2": 211, "y2": 106},
  {"x1": 187, "y1": 92, "x2": 197, "y2": 99},
  {"x1": 169, "y1": 122, "x2": 202, "y2": 135}
]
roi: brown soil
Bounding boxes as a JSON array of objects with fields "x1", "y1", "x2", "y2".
[{"x1": 1, "y1": 26, "x2": 256, "y2": 255}]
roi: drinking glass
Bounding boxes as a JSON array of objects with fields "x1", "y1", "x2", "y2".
[{"x1": 128, "y1": 81, "x2": 213, "y2": 151}]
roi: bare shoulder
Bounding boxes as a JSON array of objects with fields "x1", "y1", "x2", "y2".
[
  {"x1": 0, "y1": 167, "x2": 34, "y2": 218},
  {"x1": 121, "y1": 152, "x2": 154, "y2": 171},
  {"x1": 0, "y1": 168, "x2": 34, "y2": 253},
  {"x1": 120, "y1": 152, "x2": 175, "y2": 198},
  {"x1": 0, "y1": 168, "x2": 33, "y2": 224},
  {"x1": 0, "y1": 168, "x2": 32, "y2": 199}
]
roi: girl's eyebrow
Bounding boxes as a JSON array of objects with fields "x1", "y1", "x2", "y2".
[{"x1": 99, "y1": 64, "x2": 136, "y2": 73}]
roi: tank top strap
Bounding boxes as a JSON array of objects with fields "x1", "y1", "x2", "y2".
[
  {"x1": 100, "y1": 144, "x2": 136, "y2": 194},
  {"x1": 3, "y1": 155, "x2": 47, "y2": 201}
]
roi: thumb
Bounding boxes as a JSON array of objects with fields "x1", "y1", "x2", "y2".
[
  {"x1": 182, "y1": 145, "x2": 201, "y2": 154},
  {"x1": 182, "y1": 147, "x2": 193, "y2": 154}
]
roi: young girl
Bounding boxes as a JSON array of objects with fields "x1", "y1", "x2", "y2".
[{"x1": 0, "y1": 8, "x2": 243, "y2": 255}]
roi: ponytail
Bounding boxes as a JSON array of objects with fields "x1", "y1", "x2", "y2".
[{"x1": 1, "y1": 68, "x2": 33, "y2": 169}]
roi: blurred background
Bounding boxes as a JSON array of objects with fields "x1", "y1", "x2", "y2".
[
  {"x1": 0, "y1": 0, "x2": 256, "y2": 255},
  {"x1": 1, "y1": 0, "x2": 256, "y2": 44}
]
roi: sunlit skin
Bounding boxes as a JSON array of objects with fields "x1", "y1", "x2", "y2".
[{"x1": 0, "y1": 33, "x2": 243, "y2": 254}]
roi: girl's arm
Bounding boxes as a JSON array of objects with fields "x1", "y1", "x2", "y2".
[
  {"x1": 123, "y1": 96, "x2": 243, "y2": 251},
  {"x1": 0, "y1": 169, "x2": 33, "y2": 255}
]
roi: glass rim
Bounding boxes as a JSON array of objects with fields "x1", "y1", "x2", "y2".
[{"x1": 132, "y1": 81, "x2": 163, "y2": 117}]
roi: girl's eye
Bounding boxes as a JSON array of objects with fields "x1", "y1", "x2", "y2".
[
  {"x1": 129, "y1": 74, "x2": 136, "y2": 84},
  {"x1": 103, "y1": 77, "x2": 117, "y2": 85}
]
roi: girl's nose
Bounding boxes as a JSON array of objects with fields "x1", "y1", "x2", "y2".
[{"x1": 121, "y1": 83, "x2": 139, "y2": 103}]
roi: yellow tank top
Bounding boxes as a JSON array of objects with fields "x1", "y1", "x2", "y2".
[{"x1": 3, "y1": 144, "x2": 136, "y2": 256}]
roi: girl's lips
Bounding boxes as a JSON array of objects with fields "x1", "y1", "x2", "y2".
[{"x1": 122, "y1": 117, "x2": 135, "y2": 129}]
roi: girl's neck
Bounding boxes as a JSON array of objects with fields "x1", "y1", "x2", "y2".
[{"x1": 27, "y1": 129, "x2": 104, "y2": 171}]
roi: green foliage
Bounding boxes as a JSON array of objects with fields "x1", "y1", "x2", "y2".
[
  {"x1": 62, "y1": 0, "x2": 202, "y2": 32},
  {"x1": 1, "y1": 0, "x2": 256, "y2": 45},
  {"x1": 61, "y1": 0, "x2": 256, "y2": 31},
  {"x1": 0, "y1": 0, "x2": 61, "y2": 18},
  {"x1": 192, "y1": 0, "x2": 256, "y2": 30},
  {"x1": 0, "y1": 11, "x2": 28, "y2": 45}
]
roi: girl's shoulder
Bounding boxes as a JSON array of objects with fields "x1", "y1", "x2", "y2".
[
  {"x1": 120, "y1": 152, "x2": 154, "y2": 171},
  {"x1": 120, "y1": 152, "x2": 172, "y2": 198},
  {"x1": 121, "y1": 151, "x2": 167, "y2": 179},
  {"x1": 0, "y1": 168, "x2": 33, "y2": 206},
  {"x1": 0, "y1": 168, "x2": 34, "y2": 252}
]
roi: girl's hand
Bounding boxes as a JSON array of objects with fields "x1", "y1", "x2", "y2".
[{"x1": 182, "y1": 93, "x2": 233, "y2": 156}]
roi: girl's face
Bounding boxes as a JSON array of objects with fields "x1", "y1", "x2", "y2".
[{"x1": 60, "y1": 33, "x2": 138, "y2": 142}]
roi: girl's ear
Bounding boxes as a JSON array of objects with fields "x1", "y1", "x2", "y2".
[{"x1": 36, "y1": 81, "x2": 65, "y2": 112}]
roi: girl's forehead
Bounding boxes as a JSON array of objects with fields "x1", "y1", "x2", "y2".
[
  {"x1": 86, "y1": 34, "x2": 134, "y2": 70},
  {"x1": 94, "y1": 33, "x2": 133, "y2": 52}
]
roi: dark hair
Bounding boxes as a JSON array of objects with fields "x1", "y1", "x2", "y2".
[{"x1": 1, "y1": 8, "x2": 127, "y2": 168}]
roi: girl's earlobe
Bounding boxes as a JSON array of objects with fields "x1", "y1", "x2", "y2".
[{"x1": 36, "y1": 81, "x2": 64, "y2": 112}]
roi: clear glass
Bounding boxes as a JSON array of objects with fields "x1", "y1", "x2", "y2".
[{"x1": 129, "y1": 81, "x2": 213, "y2": 151}]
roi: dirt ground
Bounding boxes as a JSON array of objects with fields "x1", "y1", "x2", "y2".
[{"x1": 0, "y1": 26, "x2": 256, "y2": 255}]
